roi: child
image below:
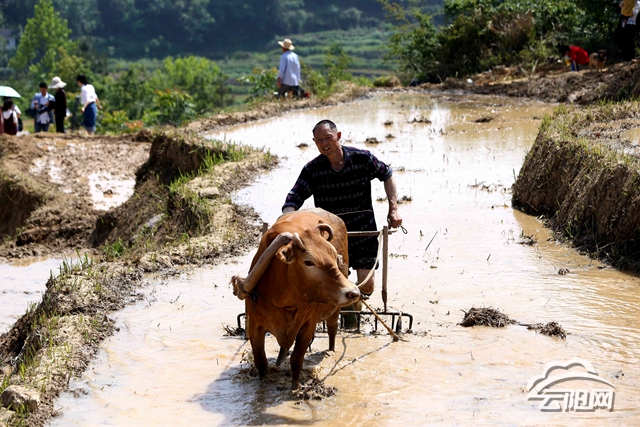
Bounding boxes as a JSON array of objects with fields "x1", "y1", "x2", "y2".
[{"x1": 558, "y1": 45, "x2": 589, "y2": 71}]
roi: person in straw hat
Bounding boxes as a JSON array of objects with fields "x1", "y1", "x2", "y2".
[
  {"x1": 49, "y1": 76, "x2": 67, "y2": 133},
  {"x1": 277, "y1": 38, "x2": 301, "y2": 99}
]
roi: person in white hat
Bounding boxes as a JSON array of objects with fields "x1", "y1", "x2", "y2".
[
  {"x1": 49, "y1": 76, "x2": 67, "y2": 133},
  {"x1": 277, "y1": 38, "x2": 301, "y2": 99}
]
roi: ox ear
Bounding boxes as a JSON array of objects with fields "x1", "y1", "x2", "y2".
[{"x1": 276, "y1": 243, "x2": 295, "y2": 264}]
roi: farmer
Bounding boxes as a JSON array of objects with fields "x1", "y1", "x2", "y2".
[
  {"x1": 277, "y1": 38, "x2": 301, "y2": 99},
  {"x1": 282, "y1": 119, "x2": 403, "y2": 299},
  {"x1": 558, "y1": 45, "x2": 589, "y2": 72}
]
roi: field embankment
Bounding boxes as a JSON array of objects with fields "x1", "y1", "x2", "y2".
[
  {"x1": 513, "y1": 102, "x2": 640, "y2": 270},
  {"x1": 440, "y1": 60, "x2": 640, "y2": 104},
  {"x1": 0, "y1": 130, "x2": 276, "y2": 426}
]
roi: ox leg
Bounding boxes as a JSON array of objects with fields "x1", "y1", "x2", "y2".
[
  {"x1": 326, "y1": 309, "x2": 340, "y2": 352},
  {"x1": 250, "y1": 326, "x2": 269, "y2": 378},
  {"x1": 289, "y1": 323, "x2": 316, "y2": 390},
  {"x1": 276, "y1": 346, "x2": 289, "y2": 366}
]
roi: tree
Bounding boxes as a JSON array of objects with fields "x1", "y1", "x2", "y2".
[{"x1": 9, "y1": 0, "x2": 71, "y2": 79}]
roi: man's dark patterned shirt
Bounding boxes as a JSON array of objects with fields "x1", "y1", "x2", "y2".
[{"x1": 283, "y1": 146, "x2": 392, "y2": 266}]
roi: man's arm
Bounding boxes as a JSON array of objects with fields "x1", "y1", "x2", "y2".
[
  {"x1": 383, "y1": 175, "x2": 403, "y2": 228},
  {"x1": 282, "y1": 168, "x2": 313, "y2": 213}
]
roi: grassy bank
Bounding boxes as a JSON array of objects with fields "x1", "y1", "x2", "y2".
[{"x1": 513, "y1": 102, "x2": 640, "y2": 270}]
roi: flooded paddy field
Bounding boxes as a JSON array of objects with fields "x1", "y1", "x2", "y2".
[{"x1": 10, "y1": 93, "x2": 640, "y2": 425}]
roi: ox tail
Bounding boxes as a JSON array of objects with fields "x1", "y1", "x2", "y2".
[{"x1": 231, "y1": 275, "x2": 249, "y2": 300}]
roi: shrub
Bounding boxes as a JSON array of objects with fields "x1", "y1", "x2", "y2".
[
  {"x1": 152, "y1": 89, "x2": 195, "y2": 127},
  {"x1": 373, "y1": 75, "x2": 402, "y2": 87},
  {"x1": 237, "y1": 67, "x2": 278, "y2": 102}
]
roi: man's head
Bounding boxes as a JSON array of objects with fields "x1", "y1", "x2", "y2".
[
  {"x1": 558, "y1": 44, "x2": 570, "y2": 55},
  {"x1": 278, "y1": 38, "x2": 295, "y2": 51},
  {"x1": 39, "y1": 82, "x2": 47, "y2": 95},
  {"x1": 313, "y1": 120, "x2": 341, "y2": 157},
  {"x1": 76, "y1": 74, "x2": 88, "y2": 86}
]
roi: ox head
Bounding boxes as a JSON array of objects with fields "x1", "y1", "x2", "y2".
[{"x1": 275, "y1": 224, "x2": 360, "y2": 306}]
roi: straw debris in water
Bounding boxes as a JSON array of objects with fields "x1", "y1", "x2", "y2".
[
  {"x1": 459, "y1": 307, "x2": 515, "y2": 328},
  {"x1": 526, "y1": 322, "x2": 567, "y2": 339}
]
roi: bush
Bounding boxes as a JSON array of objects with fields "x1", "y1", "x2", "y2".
[
  {"x1": 373, "y1": 75, "x2": 402, "y2": 87},
  {"x1": 151, "y1": 89, "x2": 195, "y2": 127},
  {"x1": 384, "y1": 0, "x2": 606, "y2": 81},
  {"x1": 237, "y1": 67, "x2": 278, "y2": 102}
]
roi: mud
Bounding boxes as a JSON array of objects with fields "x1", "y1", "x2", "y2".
[
  {"x1": 437, "y1": 59, "x2": 640, "y2": 104},
  {"x1": 513, "y1": 102, "x2": 640, "y2": 270},
  {"x1": 0, "y1": 133, "x2": 151, "y2": 260}
]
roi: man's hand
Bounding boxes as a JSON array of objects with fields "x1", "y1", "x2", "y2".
[{"x1": 387, "y1": 208, "x2": 403, "y2": 228}]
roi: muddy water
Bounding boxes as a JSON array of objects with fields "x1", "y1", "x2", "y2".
[
  {"x1": 0, "y1": 258, "x2": 62, "y2": 332},
  {"x1": 50, "y1": 93, "x2": 640, "y2": 425}
]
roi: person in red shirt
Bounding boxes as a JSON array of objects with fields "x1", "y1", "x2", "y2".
[{"x1": 558, "y1": 45, "x2": 589, "y2": 71}]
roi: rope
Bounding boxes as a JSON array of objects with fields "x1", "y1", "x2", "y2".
[{"x1": 356, "y1": 233, "x2": 384, "y2": 294}]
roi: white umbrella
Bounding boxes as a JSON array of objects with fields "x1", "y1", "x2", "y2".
[{"x1": 0, "y1": 86, "x2": 21, "y2": 98}]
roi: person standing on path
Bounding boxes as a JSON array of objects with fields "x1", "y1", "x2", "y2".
[
  {"x1": 49, "y1": 76, "x2": 67, "y2": 133},
  {"x1": 277, "y1": 38, "x2": 301, "y2": 99},
  {"x1": 282, "y1": 119, "x2": 403, "y2": 299},
  {"x1": 0, "y1": 98, "x2": 21, "y2": 135},
  {"x1": 77, "y1": 74, "x2": 101, "y2": 135},
  {"x1": 31, "y1": 82, "x2": 54, "y2": 133}
]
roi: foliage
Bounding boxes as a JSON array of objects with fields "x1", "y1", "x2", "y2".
[
  {"x1": 152, "y1": 56, "x2": 231, "y2": 113},
  {"x1": 383, "y1": 0, "x2": 615, "y2": 81},
  {"x1": 323, "y1": 43, "x2": 353, "y2": 87},
  {"x1": 9, "y1": 0, "x2": 71, "y2": 79},
  {"x1": 100, "y1": 110, "x2": 130, "y2": 134},
  {"x1": 151, "y1": 89, "x2": 196, "y2": 127},
  {"x1": 301, "y1": 62, "x2": 330, "y2": 98},
  {"x1": 105, "y1": 64, "x2": 154, "y2": 120},
  {"x1": 385, "y1": 11, "x2": 439, "y2": 82},
  {"x1": 237, "y1": 67, "x2": 279, "y2": 102}
]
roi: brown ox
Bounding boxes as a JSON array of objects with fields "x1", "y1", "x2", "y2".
[{"x1": 232, "y1": 208, "x2": 360, "y2": 389}]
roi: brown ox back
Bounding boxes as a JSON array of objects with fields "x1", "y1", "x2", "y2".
[{"x1": 245, "y1": 208, "x2": 359, "y2": 389}]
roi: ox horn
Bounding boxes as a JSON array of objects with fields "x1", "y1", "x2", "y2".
[
  {"x1": 292, "y1": 232, "x2": 306, "y2": 251},
  {"x1": 240, "y1": 232, "x2": 293, "y2": 294},
  {"x1": 317, "y1": 223, "x2": 333, "y2": 241}
]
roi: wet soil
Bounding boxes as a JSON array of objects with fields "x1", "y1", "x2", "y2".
[
  {"x1": 436, "y1": 59, "x2": 640, "y2": 104},
  {"x1": 0, "y1": 132, "x2": 152, "y2": 260}
]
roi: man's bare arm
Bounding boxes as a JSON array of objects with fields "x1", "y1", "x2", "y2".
[{"x1": 384, "y1": 175, "x2": 403, "y2": 228}]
